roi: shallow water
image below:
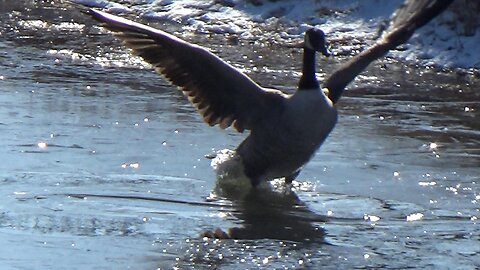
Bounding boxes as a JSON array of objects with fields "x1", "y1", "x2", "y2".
[{"x1": 0, "y1": 2, "x2": 479, "y2": 269}]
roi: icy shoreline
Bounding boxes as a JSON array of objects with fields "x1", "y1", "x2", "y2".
[{"x1": 72, "y1": 0, "x2": 479, "y2": 70}]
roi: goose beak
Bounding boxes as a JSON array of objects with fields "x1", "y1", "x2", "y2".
[{"x1": 319, "y1": 44, "x2": 331, "y2": 57}]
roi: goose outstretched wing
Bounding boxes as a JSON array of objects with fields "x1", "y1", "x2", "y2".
[
  {"x1": 87, "y1": 9, "x2": 287, "y2": 132},
  {"x1": 324, "y1": 0, "x2": 454, "y2": 104}
]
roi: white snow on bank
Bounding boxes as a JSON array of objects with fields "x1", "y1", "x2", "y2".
[
  {"x1": 72, "y1": 0, "x2": 480, "y2": 70},
  {"x1": 389, "y1": 3, "x2": 480, "y2": 69}
]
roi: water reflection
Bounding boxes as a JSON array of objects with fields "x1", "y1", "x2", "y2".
[
  {"x1": 208, "y1": 180, "x2": 327, "y2": 243},
  {"x1": 226, "y1": 188, "x2": 326, "y2": 243}
]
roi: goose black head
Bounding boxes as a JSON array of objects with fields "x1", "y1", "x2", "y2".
[{"x1": 304, "y1": 28, "x2": 330, "y2": 57}]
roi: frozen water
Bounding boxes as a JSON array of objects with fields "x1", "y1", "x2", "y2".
[{"x1": 0, "y1": 1, "x2": 478, "y2": 269}]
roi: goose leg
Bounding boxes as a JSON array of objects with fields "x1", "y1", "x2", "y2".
[
  {"x1": 250, "y1": 177, "x2": 262, "y2": 187},
  {"x1": 285, "y1": 170, "x2": 301, "y2": 184}
]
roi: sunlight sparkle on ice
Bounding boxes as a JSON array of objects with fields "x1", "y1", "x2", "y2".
[
  {"x1": 418, "y1": 181, "x2": 436, "y2": 186},
  {"x1": 130, "y1": 163, "x2": 140, "y2": 169},
  {"x1": 364, "y1": 214, "x2": 380, "y2": 222},
  {"x1": 121, "y1": 162, "x2": 140, "y2": 169},
  {"x1": 406, "y1": 212, "x2": 424, "y2": 221},
  {"x1": 37, "y1": 142, "x2": 48, "y2": 149}
]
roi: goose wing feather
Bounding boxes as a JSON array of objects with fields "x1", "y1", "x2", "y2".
[
  {"x1": 88, "y1": 9, "x2": 287, "y2": 132},
  {"x1": 324, "y1": 0, "x2": 454, "y2": 104}
]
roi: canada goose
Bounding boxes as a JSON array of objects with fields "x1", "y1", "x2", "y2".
[{"x1": 81, "y1": 0, "x2": 453, "y2": 187}]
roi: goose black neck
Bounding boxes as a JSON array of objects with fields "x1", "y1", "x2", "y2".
[{"x1": 298, "y1": 48, "x2": 319, "y2": 90}]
